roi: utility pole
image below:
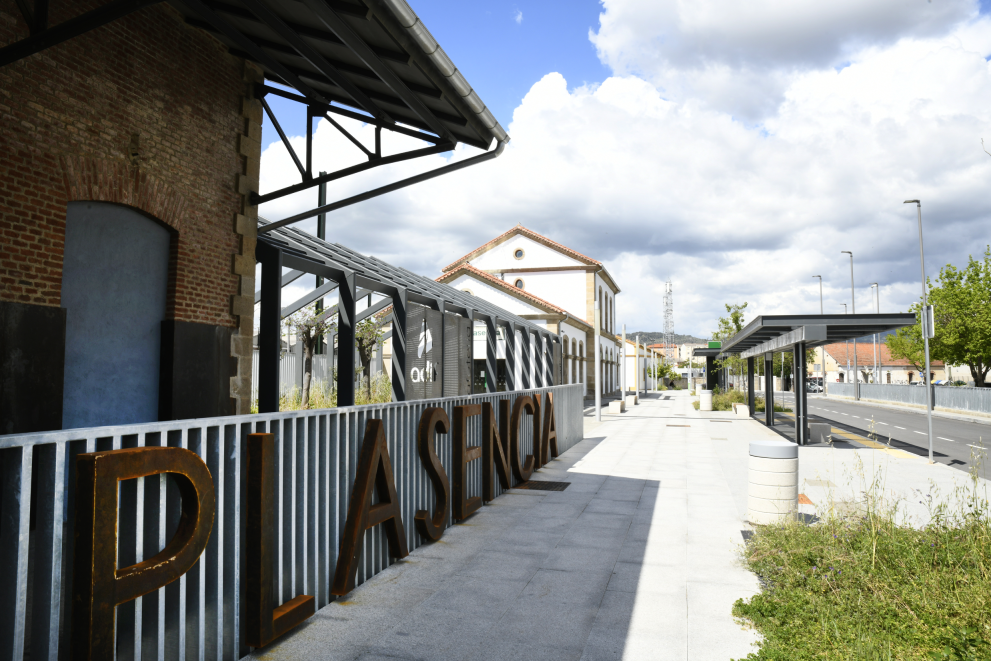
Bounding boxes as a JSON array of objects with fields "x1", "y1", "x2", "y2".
[
  {"x1": 905, "y1": 200, "x2": 935, "y2": 463},
  {"x1": 621, "y1": 324, "x2": 627, "y2": 395},
  {"x1": 635, "y1": 334, "x2": 640, "y2": 396},
  {"x1": 871, "y1": 283, "x2": 879, "y2": 384},
  {"x1": 841, "y1": 251, "x2": 858, "y2": 400},
  {"x1": 812, "y1": 275, "x2": 823, "y2": 314}
]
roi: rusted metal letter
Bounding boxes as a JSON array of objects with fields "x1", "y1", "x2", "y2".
[
  {"x1": 532, "y1": 393, "x2": 544, "y2": 469},
  {"x1": 482, "y1": 400, "x2": 512, "y2": 502},
  {"x1": 452, "y1": 404, "x2": 483, "y2": 521},
  {"x1": 246, "y1": 433, "x2": 315, "y2": 647},
  {"x1": 71, "y1": 447, "x2": 215, "y2": 660},
  {"x1": 414, "y1": 407, "x2": 450, "y2": 541},
  {"x1": 510, "y1": 395, "x2": 536, "y2": 482},
  {"x1": 541, "y1": 392, "x2": 559, "y2": 462},
  {"x1": 332, "y1": 419, "x2": 409, "y2": 595}
]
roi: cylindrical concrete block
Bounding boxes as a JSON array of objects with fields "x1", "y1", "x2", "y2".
[
  {"x1": 748, "y1": 440, "x2": 798, "y2": 525},
  {"x1": 699, "y1": 390, "x2": 713, "y2": 411}
]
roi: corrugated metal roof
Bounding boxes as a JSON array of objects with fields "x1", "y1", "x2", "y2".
[{"x1": 174, "y1": 0, "x2": 506, "y2": 149}]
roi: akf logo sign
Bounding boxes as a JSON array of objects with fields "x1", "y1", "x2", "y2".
[{"x1": 412, "y1": 321, "x2": 436, "y2": 383}]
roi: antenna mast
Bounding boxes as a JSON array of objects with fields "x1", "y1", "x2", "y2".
[{"x1": 663, "y1": 280, "x2": 674, "y2": 364}]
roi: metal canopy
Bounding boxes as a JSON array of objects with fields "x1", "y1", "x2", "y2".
[
  {"x1": 713, "y1": 313, "x2": 917, "y2": 357},
  {"x1": 258, "y1": 219, "x2": 558, "y2": 340},
  {"x1": 1, "y1": 0, "x2": 510, "y2": 231}
]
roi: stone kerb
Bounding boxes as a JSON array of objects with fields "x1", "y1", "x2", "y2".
[{"x1": 748, "y1": 440, "x2": 798, "y2": 525}]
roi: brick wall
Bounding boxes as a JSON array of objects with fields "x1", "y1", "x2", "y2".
[{"x1": 0, "y1": 1, "x2": 260, "y2": 412}]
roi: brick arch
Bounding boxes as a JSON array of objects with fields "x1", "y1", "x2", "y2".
[{"x1": 58, "y1": 155, "x2": 188, "y2": 233}]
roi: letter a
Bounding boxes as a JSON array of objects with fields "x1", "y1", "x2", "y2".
[
  {"x1": 414, "y1": 408, "x2": 450, "y2": 541},
  {"x1": 332, "y1": 419, "x2": 409, "y2": 595},
  {"x1": 541, "y1": 392, "x2": 559, "y2": 461}
]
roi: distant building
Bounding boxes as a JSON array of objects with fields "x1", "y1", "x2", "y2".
[
  {"x1": 437, "y1": 224, "x2": 622, "y2": 396},
  {"x1": 814, "y1": 343, "x2": 945, "y2": 384}
]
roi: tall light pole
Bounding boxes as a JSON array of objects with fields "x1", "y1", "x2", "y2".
[
  {"x1": 812, "y1": 275, "x2": 823, "y2": 314},
  {"x1": 594, "y1": 298, "x2": 601, "y2": 422},
  {"x1": 905, "y1": 200, "x2": 934, "y2": 463},
  {"x1": 841, "y1": 251, "x2": 859, "y2": 401},
  {"x1": 870, "y1": 283, "x2": 879, "y2": 384}
]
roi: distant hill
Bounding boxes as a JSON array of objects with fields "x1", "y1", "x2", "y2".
[{"x1": 624, "y1": 332, "x2": 708, "y2": 345}]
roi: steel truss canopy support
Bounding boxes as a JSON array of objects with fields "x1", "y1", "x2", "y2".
[
  {"x1": 1, "y1": 0, "x2": 511, "y2": 231},
  {"x1": 255, "y1": 219, "x2": 560, "y2": 409}
]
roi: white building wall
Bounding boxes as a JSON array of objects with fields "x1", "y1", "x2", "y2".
[
  {"x1": 446, "y1": 273, "x2": 543, "y2": 317},
  {"x1": 471, "y1": 234, "x2": 585, "y2": 270},
  {"x1": 505, "y1": 270, "x2": 586, "y2": 320}
]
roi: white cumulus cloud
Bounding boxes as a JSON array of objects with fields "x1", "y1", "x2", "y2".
[{"x1": 259, "y1": 1, "x2": 991, "y2": 338}]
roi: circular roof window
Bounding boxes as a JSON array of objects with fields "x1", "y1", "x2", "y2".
[
  {"x1": 463, "y1": 289, "x2": 473, "y2": 296},
  {"x1": 514, "y1": 278, "x2": 525, "y2": 289},
  {"x1": 514, "y1": 248, "x2": 525, "y2": 260}
]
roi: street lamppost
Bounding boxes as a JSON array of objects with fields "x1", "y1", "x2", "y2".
[
  {"x1": 812, "y1": 275, "x2": 823, "y2": 314},
  {"x1": 870, "y1": 283, "x2": 879, "y2": 384},
  {"x1": 841, "y1": 251, "x2": 859, "y2": 401},
  {"x1": 905, "y1": 199, "x2": 935, "y2": 463}
]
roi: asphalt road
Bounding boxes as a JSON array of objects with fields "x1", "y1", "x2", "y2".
[{"x1": 768, "y1": 391, "x2": 991, "y2": 475}]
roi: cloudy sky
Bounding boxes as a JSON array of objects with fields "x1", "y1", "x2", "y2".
[{"x1": 259, "y1": 0, "x2": 991, "y2": 339}]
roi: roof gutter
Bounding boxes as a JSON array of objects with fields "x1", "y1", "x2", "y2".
[{"x1": 259, "y1": 138, "x2": 509, "y2": 234}]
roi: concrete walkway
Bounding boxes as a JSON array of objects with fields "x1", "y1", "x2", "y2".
[{"x1": 250, "y1": 390, "x2": 990, "y2": 660}]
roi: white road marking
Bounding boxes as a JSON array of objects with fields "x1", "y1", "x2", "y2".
[
  {"x1": 938, "y1": 437, "x2": 955, "y2": 442},
  {"x1": 895, "y1": 426, "x2": 906, "y2": 430},
  {"x1": 852, "y1": 416, "x2": 860, "y2": 419},
  {"x1": 841, "y1": 413, "x2": 848, "y2": 416},
  {"x1": 968, "y1": 444, "x2": 987, "y2": 450},
  {"x1": 877, "y1": 422, "x2": 888, "y2": 425},
  {"x1": 914, "y1": 431, "x2": 926, "y2": 435}
]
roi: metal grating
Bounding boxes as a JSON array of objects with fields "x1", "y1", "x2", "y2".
[{"x1": 513, "y1": 481, "x2": 570, "y2": 492}]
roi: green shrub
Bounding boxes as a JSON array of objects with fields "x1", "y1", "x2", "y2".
[
  {"x1": 732, "y1": 458, "x2": 991, "y2": 660},
  {"x1": 691, "y1": 391, "x2": 791, "y2": 412}
]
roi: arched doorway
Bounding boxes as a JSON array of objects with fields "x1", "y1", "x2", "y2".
[{"x1": 61, "y1": 202, "x2": 171, "y2": 428}]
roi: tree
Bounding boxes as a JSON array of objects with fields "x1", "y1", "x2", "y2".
[
  {"x1": 355, "y1": 317, "x2": 387, "y2": 400},
  {"x1": 284, "y1": 304, "x2": 336, "y2": 409},
  {"x1": 886, "y1": 309, "x2": 926, "y2": 378},
  {"x1": 928, "y1": 246, "x2": 991, "y2": 387},
  {"x1": 713, "y1": 303, "x2": 747, "y2": 389}
]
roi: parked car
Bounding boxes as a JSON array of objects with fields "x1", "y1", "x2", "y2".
[{"x1": 807, "y1": 383, "x2": 823, "y2": 393}]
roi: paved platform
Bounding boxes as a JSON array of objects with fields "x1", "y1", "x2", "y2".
[{"x1": 250, "y1": 390, "x2": 988, "y2": 660}]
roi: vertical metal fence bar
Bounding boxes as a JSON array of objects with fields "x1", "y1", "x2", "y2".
[
  {"x1": 0, "y1": 445, "x2": 33, "y2": 661},
  {"x1": 30, "y1": 442, "x2": 65, "y2": 661}
]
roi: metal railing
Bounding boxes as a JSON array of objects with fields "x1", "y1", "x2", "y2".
[
  {"x1": 0, "y1": 383, "x2": 584, "y2": 661},
  {"x1": 824, "y1": 382, "x2": 991, "y2": 415}
]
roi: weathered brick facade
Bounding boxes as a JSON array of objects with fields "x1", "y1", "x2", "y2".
[{"x1": 0, "y1": 1, "x2": 260, "y2": 415}]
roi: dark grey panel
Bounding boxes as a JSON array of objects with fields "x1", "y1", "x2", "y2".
[
  {"x1": 0, "y1": 301, "x2": 65, "y2": 434},
  {"x1": 405, "y1": 304, "x2": 442, "y2": 400},
  {"x1": 61, "y1": 202, "x2": 170, "y2": 429},
  {"x1": 159, "y1": 320, "x2": 234, "y2": 421}
]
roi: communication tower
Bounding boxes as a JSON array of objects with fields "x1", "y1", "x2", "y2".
[{"x1": 663, "y1": 280, "x2": 675, "y2": 364}]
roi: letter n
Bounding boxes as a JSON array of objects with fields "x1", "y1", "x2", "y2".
[
  {"x1": 414, "y1": 408, "x2": 450, "y2": 541},
  {"x1": 71, "y1": 447, "x2": 215, "y2": 660},
  {"x1": 452, "y1": 404, "x2": 482, "y2": 521},
  {"x1": 246, "y1": 433, "x2": 315, "y2": 647},
  {"x1": 332, "y1": 419, "x2": 409, "y2": 595},
  {"x1": 482, "y1": 400, "x2": 512, "y2": 502}
]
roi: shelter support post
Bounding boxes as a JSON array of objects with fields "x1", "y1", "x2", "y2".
[
  {"x1": 520, "y1": 328, "x2": 532, "y2": 390},
  {"x1": 484, "y1": 316, "x2": 497, "y2": 393},
  {"x1": 391, "y1": 288, "x2": 407, "y2": 402},
  {"x1": 505, "y1": 323, "x2": 518, "y2": 391},
  {"x1": 795, "y1": 342, "x2": 808, "y2": 444},
  {"x1": 257, "y1": 241, "x2": 282, "y2": 414},
  {"x1": 336, "y1": 272, "x2": 357, "y2": 407},
  {"x1": 764, "y1": 353, "x2": 774, "y2": 427},
  {"x1": 545, "y1": 336, "x2": 553, "y2": 386},
  {"x1": 747, "y1": 357, "x2": 755, "y2": 416},
  {"x1": 705, "y1": 356, "x2": 716, "y2": 390}
]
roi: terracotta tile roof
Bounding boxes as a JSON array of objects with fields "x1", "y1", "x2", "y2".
[
  {"x1": 437, "y1": 263, "x2": 592, "y2": 330},
  {"x1": 442, "y1": 224, "x2": 602, "y2": 273},
  {"x1": 821, "y1": 342, "x2": 943, "y2": 368}
]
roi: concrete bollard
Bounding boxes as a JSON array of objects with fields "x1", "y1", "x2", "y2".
[
  {"x1": 747, "y1": 440, "x2": 798, "y2": 525},
  {"x1": 733, "y1": 403, "x2": 750, "y2": 418},
  {"x1": 809, "y1": 422, "x2": 831, "y2": 445},
  {"x1": 699, "y1": 390, "x2": 713, "y2": 411},
  {"x1": 608, "y1": 400, "x2": 625, "y2": 414},
  {"x1": 626, "y1": 394, "x2": 638, "y2": 408}
]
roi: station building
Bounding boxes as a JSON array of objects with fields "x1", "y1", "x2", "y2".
[{"x1": 436, "y1": 224, "x2": 622, "y2": 398}]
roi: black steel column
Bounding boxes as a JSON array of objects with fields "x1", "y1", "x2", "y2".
[
  {"x1": 747, "y1": 356, "x2": 755, "y2": 416},
  {"x1": 257, "y1": 242, "x2": 282, "y2": 413},
  {"x1": 484, "y1": 315, "x2": 497, "y2": 393},
  {"x1": 336, "y1": 271, "x2": 357, "y2": 406},
  {"x1": 391, "y1": 288, "x2": 407, "y2": 401},
  {"x1": 505, "y1": 323, "x2": 517, "y2": 391},
  {"x1": 437, "y1": 300, "x2": 445, "y2": 395},
  {"x1": 705, "y1": 356, "x2": 717, "y2": 390},
  {"x1": 315, "y1": 174, "x2": 326, "y2": 354},
  {"x1": 467, "y1": 309, "x2": 475, "y2": 395},
  {"x1": 795, "y1": 342, "x2": 807, "y2": 444},
  {"x1": 520, "y1": 327, "x2": 532, "y2": 389},
  {"x1": 764, "y1": 353, "x2": 774, "y2": 427},
  {"x1": 547, "y1": 336, "x2": 555, "y2": 386}
]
